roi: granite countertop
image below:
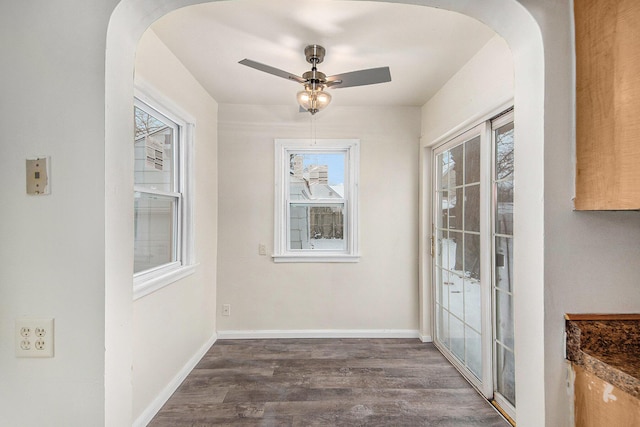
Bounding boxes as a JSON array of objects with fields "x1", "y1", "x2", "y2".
[{"x1": 565, "y1": 314, "x2": 640, "y2": 399}]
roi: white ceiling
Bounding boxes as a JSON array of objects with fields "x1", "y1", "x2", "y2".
[{"x1": 150, "y1": 0, "x2": 496, "y2": 108}]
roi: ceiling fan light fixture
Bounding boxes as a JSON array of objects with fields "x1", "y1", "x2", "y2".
[
  {"x1": 239, "y1": 44, "x2": 391, "y2": 115},
  {"x1": 297, "y1": 87, "x2": 331, "y2": 115}
]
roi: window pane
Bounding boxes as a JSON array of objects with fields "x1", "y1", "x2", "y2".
[
  {"x1": 289, "y1": 204, "x2": 345, "y2": 250},
  {"x1": 134, "y1": 192, "x2": 176, "y2": 273},
  {"x1": 134, "y1": 106, "x2": 175, "y2": 192},
  {"x1": 289, "y1": 153, "x2": 345, "y2": 200}
]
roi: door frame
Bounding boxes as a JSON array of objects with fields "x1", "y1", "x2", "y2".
[{"x1": 426, "y1": 102, "x2": 514, "y2": 406}]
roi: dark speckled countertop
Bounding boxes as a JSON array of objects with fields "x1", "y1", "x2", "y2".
[{"x1": 565, "y1": 314, "x2": 640, "y2": 399}]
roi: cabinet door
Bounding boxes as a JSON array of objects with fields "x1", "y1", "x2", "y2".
[{"x1": 575, "y1": 0, "x2": 640, "y2": 210}]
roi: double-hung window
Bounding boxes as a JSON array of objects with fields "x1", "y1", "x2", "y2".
[
  {"x1": 133, "y1": 93, "x2": 194, "y2": 297},
  {"x1": 274, "y1": 139, "x2": 359, "y2": 262}
]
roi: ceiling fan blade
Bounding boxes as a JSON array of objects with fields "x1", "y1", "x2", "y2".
[
  {"x1": 238, "y1": 59, "x2": 306, "y2": 84},
  {"x1": 326, "y1": 67, "x2": 391, "y2": 89}
]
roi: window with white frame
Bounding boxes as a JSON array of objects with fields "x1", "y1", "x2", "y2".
[
  {"x1": 274, "y1": 139, "x2": 359, "y2": 263},
  {"x1": 133, "y1": 94, "x2": 195, "y2": 297}
]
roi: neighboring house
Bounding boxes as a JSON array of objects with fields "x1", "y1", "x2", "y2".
[{"x1": 289, "y1": 166, "x2": 344, "y2": 249}]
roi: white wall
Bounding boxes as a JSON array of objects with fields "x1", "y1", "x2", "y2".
[
  {"x1": 0, "y1": 1, "x2": 116, "y2": 425},
  {"x1": 421, "y1": 36, "x2": 514, "y2": 144},
  {"x1": 217, "y1": 105, "x2": 420, "y2": 335},
  {"x1": 131, "y1": 30, "x2": 219, "y2": 422}
]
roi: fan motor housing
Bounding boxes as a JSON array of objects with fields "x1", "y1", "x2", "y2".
[{"x1": 304, "y1": 45, "x2": 326, "y2": 64}]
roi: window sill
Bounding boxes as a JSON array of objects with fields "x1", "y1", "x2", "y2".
[
  {"x1": 133, "y1": 263, "x2": 198, "y2": 300},
  {"x1": 272, "y1": 254, "x2": 360, "y2": 263}
]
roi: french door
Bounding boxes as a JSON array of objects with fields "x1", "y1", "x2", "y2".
[{"x1": 432, "y1": 110, "x2": 515, "y2": 420}]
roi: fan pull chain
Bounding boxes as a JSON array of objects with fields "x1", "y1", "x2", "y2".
[{"x1": 310, "y1": 114, "x2": 317, "y2": 145}]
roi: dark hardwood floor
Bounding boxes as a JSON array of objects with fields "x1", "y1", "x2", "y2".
[{"x1": 149, "y1": 339, "x2": 510, "y2": 426}]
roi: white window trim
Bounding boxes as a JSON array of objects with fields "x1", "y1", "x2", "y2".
[
  {"x1": 133, "y1": 80, "x2": 197, "y2": 300},
  {"x1": 273, "y1": 139, "x2": 360, "y2": 263}
]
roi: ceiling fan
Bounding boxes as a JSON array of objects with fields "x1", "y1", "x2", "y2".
[{"x1": 239, "y1": 45, "x2": 391, "y2": 115}]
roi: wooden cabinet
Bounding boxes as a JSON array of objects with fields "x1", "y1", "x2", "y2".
[{"x1": 574, "y1": 0, "x2": 640, "y2": 210}]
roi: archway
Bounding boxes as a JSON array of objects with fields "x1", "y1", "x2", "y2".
[{"x1": 105, "y1": 1, "x2": 545, "y2": 425}]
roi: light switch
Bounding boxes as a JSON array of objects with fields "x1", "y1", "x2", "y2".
[{"x1": 26, "y1": 157, "x2": 50, "y2": 195}]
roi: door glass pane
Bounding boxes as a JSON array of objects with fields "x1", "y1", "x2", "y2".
[
  {"x1": 465, "y1": 136, "x2": 481, "y2": 184},
  {"x1": 464, "y1": 233, "x2": 481, "y2": 280},
  {"x1": 438, "y1": 191, "x2": 449, "y2": 230},
  {"x1": 495, "y1": 236, "x2": 513, "y2": 292},
  {"x1": 436, "y1": 267, "x2": 450, "y2": 308},
  {"x1": 289, "y1": 204, "x2": 345, "y2": 250},
  {"x1": 496, "y1": 180, "x2": 514, "y2": 235},
  {"x1": 450, "y1": 315, "x2": 465, "y2": 361},
  {"x1": 495, "y1": 122, "x2": 514, "y2": 180},
  {"x1": 449, "y1": 272, "x2": 464, "y2": 320},
  {"x1": 450, "y1": 144, "x2": 464, "y2": 187},
  {"x1": 439, "y1": 152, "x2": 450, "y2": 190},
  {"x1": 449, "y1": 231, "x2": 462, "y2": 272},
  {"x1": 496, "y1": 344, "x2": 516, "y2": 406},
  {"x1": 437, "y1": 305, "x2": 449, "y2": 348},
  {"x1": 466, "y1": 326, "x2": 482, "y2": 379},
  {"x1": 134, "y1": 106, "x2": 175, "y2": 192},
  {"x1": 464, "y1": 184, "x2": 480, "y2": 232},
  {"x1": 493, "y1": 115, "x2": 515, "y2": 414},
  {"x1": 134, "y1": 192, "x2": 176, "y2": 273},
  {"x1": 465, "y1": 279, "x2": 481, "y2": 332},
  {"x1": 449, "y1": 187, "x2": 462, "y2": 230},
  {"x1": 496, "y1": 289, "x2": 514, "y2": 348},
  {"x1": 289, "y1": 153, "x2": 345, "y2": 200}
]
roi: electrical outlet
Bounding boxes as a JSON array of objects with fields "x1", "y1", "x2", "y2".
[
  {"x1": 258, "y1": 244, "x2": 267, "y2": 256},
  {"x1": 15, "y1": 318, "x2": 54, "y2": 358},
  {"x1": 222, "y1": 304, "x2": 231, "y2": 316}
]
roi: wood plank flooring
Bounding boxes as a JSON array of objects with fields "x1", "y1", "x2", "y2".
[{"x1": 149, "y1": 339, "x2": 510, "y2": 426}]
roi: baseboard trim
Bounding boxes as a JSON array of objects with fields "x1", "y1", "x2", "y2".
[
  {"x1": 133, "y1": 332, "x2": 217, "y2": 427},
  {"x1": 419, "y1": 334, "x2": 433, "y2": 343},
  {"x1": 217, "y1": 329, "x2": 421, "y2": 339}
]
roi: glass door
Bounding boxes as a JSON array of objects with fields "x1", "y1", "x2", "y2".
[
  {"x1": 492, "y1": 111, "x2": 515, "y2": 418},
  {"x1": 432, "y1": 110, "x2": 516, "y2": 421},
  {"x1": 433, "y1": 124, "x2": 490, "y2": 395}
]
